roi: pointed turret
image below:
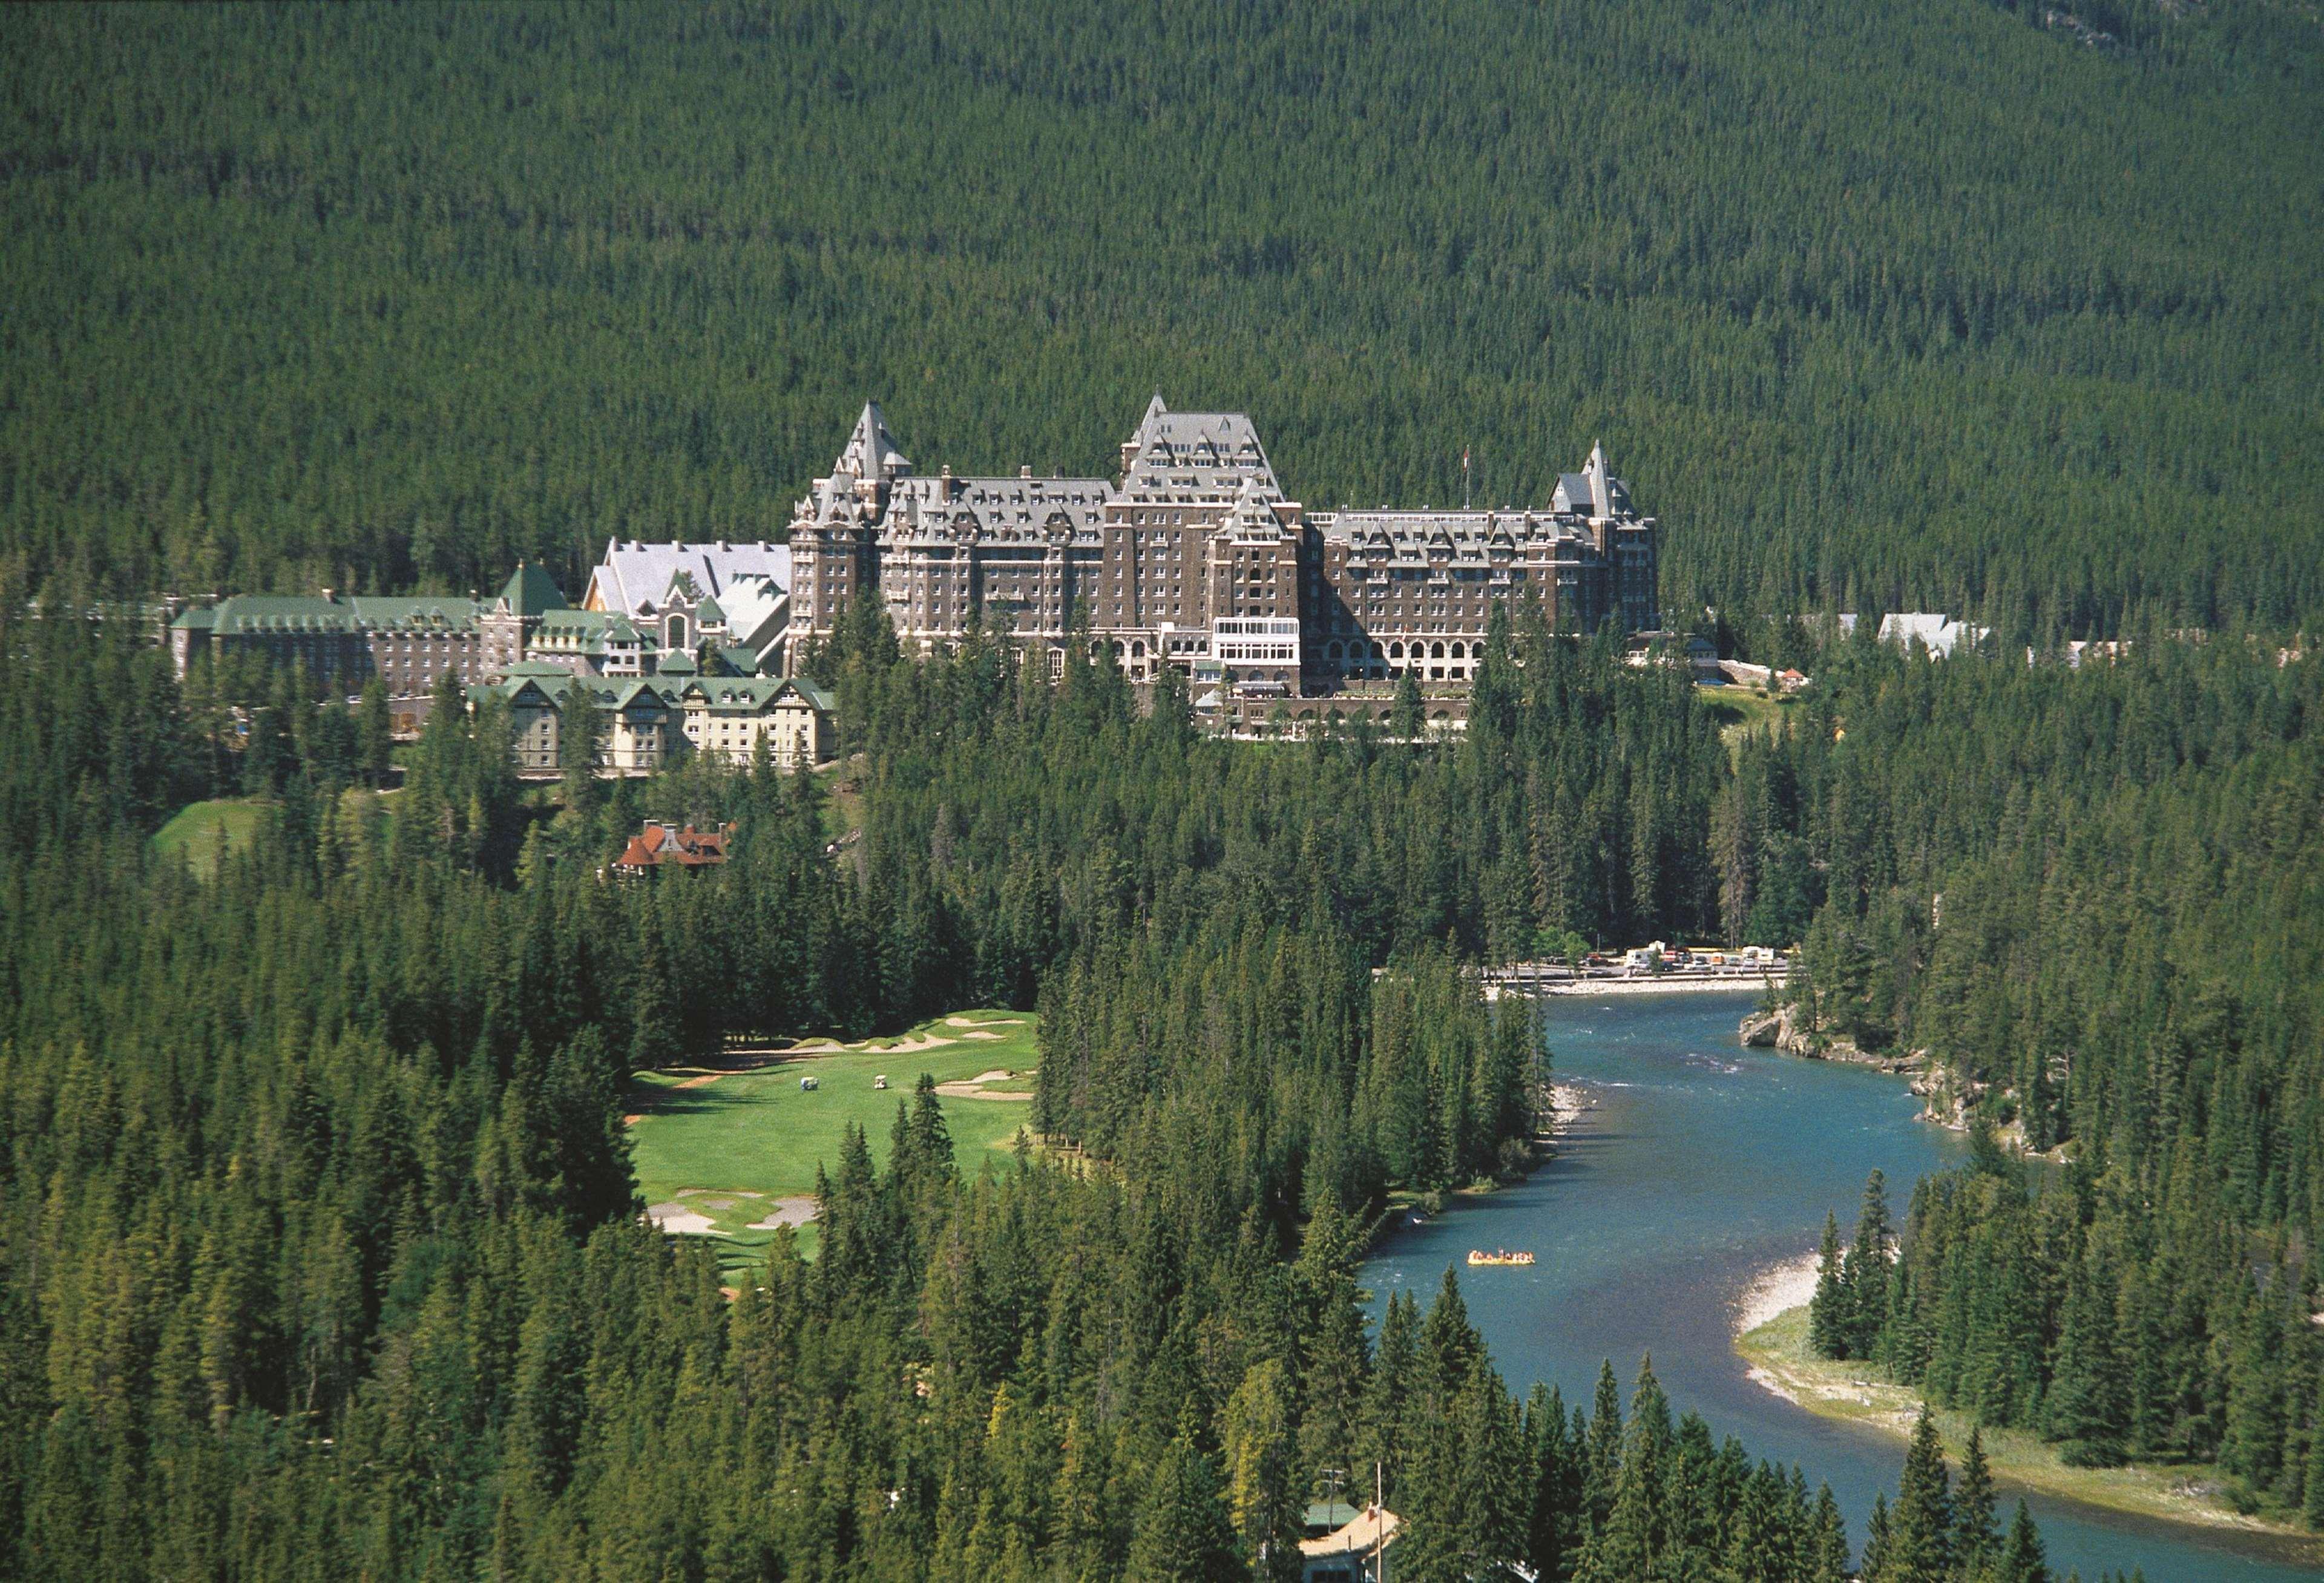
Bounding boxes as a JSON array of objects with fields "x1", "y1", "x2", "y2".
[
  {"x1": 838, "y1": 401, "x2": 911, "y2": 482},
  {"x1": 1123, "y1": 393, "x2": 1169, "y2": 475},
  {"x1": 1586, "y1": 440, "x2": 1610, "y2": 520}
]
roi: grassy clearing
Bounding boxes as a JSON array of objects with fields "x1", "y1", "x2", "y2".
[
  {"x1": 1696, "y1": 683, "x2": 1796, "y2": 764},
  {"x1": 626, "y1": 1010, "x2": 1040, "y2": 1279},
  {"x1": 1737, "y1": 1304, "x2": 2324, "y2": 1560},
  {"x1": 150, "y1": 797, "x2": 269, "y2": 878}
]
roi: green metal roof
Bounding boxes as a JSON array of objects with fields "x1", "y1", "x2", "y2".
[{"x1": 496, "y1": 561, "x2": 570, "y2": 618}]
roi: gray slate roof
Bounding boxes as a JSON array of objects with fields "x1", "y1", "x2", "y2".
[
  {"x1": 1119, "y1": 396, "x2": 1282, "y2": 503},
  {"x1": 587, "y1": 540, "x2": 793, "y2": 618}
]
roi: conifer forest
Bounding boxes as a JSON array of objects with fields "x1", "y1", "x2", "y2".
[{"x1": 4, "y1": 3, "x2": 2321, "y2": 1581}]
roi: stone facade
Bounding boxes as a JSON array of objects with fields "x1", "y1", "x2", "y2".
[
  {"x1": 169, "y1": 591, "x2": 487, "y2": 732},
  {"x1": 786, "y1": 398, "x2": 1661, "y2": 697}
]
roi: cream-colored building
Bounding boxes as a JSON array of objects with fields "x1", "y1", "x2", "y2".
[
  {"x1": 672, "y1": 678, "x2": 835, "y2": 769},
  {"x1": 471, "y1": 665, "x2": 832, "y2": 779}
]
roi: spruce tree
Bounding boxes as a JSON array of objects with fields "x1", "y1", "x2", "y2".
[
  {"x1": 2305, "y1": 1371, "x2": 2324, "y2": 1531},
  {"x1": 1998, "y1": 1499, "x2": 2050, "y2": 1583},
  {"x1": 1808, "y1": 1483, "x2": 1853, "y2": 1583},
  {"x1": 1581, "y1": 1360, "x2": 1624, "y2": 1535},
  {"x1": 1844, "y1": 1170, "x2": 1896, "y2": 1359},
  {"x1": 1810, "y1": 1210, "x2": 1848, "y2": 1358},
  {"x1": 1886, "y1": 1406, "x2": 1953, "y2": 1582},
  {"x1": 1954, "y1": 1424, "x2": 1999, "y2": 1572},
  {"x1": 1861, "y1": 1491, "x2": 1893, "y2": 1582},
  {"x1": 1391, "y1": 664, "x2": 1425, "y2": 744},
  {"x1": 2046, "y1": 1256, "x2": 2129, "y2": 1467},
  {"x1": 1126, "y1": 1411, "x2": 1241, "y2": 1583}
]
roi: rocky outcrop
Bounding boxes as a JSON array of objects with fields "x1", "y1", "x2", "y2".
[{"x1": 1738, "y1": 1005, "x2": 1926, "y2": 1073}]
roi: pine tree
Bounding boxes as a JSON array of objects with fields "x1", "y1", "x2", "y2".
[
  {"x1": 1861, "y1": 1492, "x2": 1893, "y2": 1582},
  {"x1": 1808, "y1": 1482, "x2": 1853, "y2": 1583},
  {"x1": 628, "y1": 927, "x2": 681, "y2": 1072},
  {"x1": 1955, "y1": 1424, "x2": 1999, "y2": 1572},
  {"x1": 1844, "y1": 1170, "x2": 1896, "y2": 1359},
  {"x1": 358, "y1": 677, "x2": 393, "y2": 787},
  {"x1": 1997, "y1": 1499, "x2": 2050, "y2": 1583},
  {"x1": 2046, "y1": 1256, "x2": 2129, "y2": 1467},
  {"x1": 1126, "y1": 1411, "x2": 1241, "y2": 1583},
  {"x1": 1223, "y1": 1358, "x2": 1302, "y2": 1582},
  {"x1": 1581, "y1": 1360, "x2": 1624, "y2": 1535},
  {"x1": 1810, "y1": 1210, "x2": 1848, "y2": 1358},
  {"x1": 1885, "y1": 1406, "x2": 1953, "y2": 1582},
  {"x1": 2305, "y1": 1371, "x2": 2324, "y2": 1531},
  {"x1": 1576, "y1": 1358, "x2": 1673, "y2": 1582},
  {"x1": 1392, "y1": 664, "x2": 1425, "y2": 745}
]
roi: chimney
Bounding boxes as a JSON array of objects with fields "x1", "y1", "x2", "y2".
[
  {"x1": 320, "y1": 586, "x2": 336, "y2": 603},
  {"x1": 1020, "y1": 465, "x2": 1033, "y2": 479}
]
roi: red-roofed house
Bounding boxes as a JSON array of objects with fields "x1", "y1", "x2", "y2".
[{"x1": 612, "y1": 821, "x2": 735, "y2": 877}]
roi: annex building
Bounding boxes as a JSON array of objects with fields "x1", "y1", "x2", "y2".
[
  {"x1": 786, "y1": 398, "x2": 1661, "y2": 701},
  {"x1": 467, "y1": 664, "x2": 835, "y2": 779},
  {"x1": 170, "y1": 542, "x2": 801, "y2": 730}
]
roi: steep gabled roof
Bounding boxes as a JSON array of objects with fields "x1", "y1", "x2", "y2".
[
  {"x1": 496, "y1": 561, "x2": 569, "y2": 618},
  {"x1": 836, "y1": 401, "x2": 911, "y2": 480},
  {"x1": 1118, "y1": 399, "x2": 1282, "y2": 502},
  {"x1": 588, "y1": 540, "x2": 793, "y2": 620}
]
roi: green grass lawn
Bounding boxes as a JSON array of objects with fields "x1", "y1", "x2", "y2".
[
  {"x1": 626, "y1": 1009, "x2": 1040, "y2": 1280},
  {"x1": 150, "y1": 797, "x2": 269, "y2": 878},
  {"x1": 1696, "y1": 683, "x2": 1795, "y2": 764},
  {"x1": 1737, "y1": 1304, "x2": 2324, "y2": 1561}
]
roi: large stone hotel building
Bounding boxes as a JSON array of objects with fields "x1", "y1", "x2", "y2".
[{"x1": 787, "y1": 397, "x2": 1660, "y2": 698}]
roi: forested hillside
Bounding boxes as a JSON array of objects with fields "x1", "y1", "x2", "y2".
[
  {"x1": 1765, "y1": 627, "x2": 2324, "y2": 1524},
  {"x1": 5, "y1": 600, "x2": 2001, "y2": 1580},
  {"x1": 5, "y1": 1, "x2": 2323, "y2": 635}
]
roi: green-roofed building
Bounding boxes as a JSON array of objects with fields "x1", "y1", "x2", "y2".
[
  {"x1": 168, "y1": 558, "x2": 796, "y2": 746},
  {"x1": 468, "y1": 671, "x2": 833, "y2": 780},
  {"x1": 169, "y1": 588, "x2": 488, "y2": 732}
]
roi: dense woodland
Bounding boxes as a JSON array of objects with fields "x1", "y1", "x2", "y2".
[
  {"x1": 4, "y1": 601, "x2": 2048, "y2": 1581},
  {"x1": 4, "y1": 1, "x2": 2323, "y2": 638},
  {"x1": 6, "y1": 2, "x2": 2321, "y2": 1577},
  {"x1": 1779, "y1": 626, "x2": 2324, "y2": 1527}
]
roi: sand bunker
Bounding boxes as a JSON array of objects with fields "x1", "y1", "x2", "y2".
[
  {"x1": 747, "y1": 1197, "x2": 818, "y2": 1231},
  {"x1": 646, "y1": 1203, "x2": 715, "y2": 1236},
  {"x1": 945, "y1": 1016, "x2": 1025, "y2": 1029},
  {"x1": 933, "y1": 1069, "x2": 1029, "y2": 1100}
]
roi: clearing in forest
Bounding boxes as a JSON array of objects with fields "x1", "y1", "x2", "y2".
[
  {"x1": 626, "y1": 1010, "x2": 1040, "y2": 1274},
  {"x1": 150, "y1": 797, "x2": 269, "y2": 878}
]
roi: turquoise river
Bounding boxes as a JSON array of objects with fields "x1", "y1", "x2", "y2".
[{"x1": 1363, "y1": 989, "x2": 2322, "y2": 1582}]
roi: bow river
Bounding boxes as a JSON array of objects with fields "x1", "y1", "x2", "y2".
[{"x1": 1363, "y1": 989, "x2": 2321, "y2": 1582}]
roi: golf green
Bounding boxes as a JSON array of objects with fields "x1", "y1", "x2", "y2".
[{"x1": 626, "y1": 1010, "x2": 1040, "y2": 1273}]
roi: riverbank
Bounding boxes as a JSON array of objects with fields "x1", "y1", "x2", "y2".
[
  {"x1": 1533, "y1": 974, "x2": 1788, "y2": 998},
  {"x1": 1735, "y1": 1297, "x2": 2324, "y2": 1564}
]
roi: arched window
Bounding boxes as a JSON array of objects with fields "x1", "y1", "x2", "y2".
[
  {"x1": 666, "y1": 613, "x2": 689, "y2": 651},
  {"x1": 1325, "y1": 640, "x2": 1344, "y2": 661},
  {"x1": 1389, "y1": 642, "x2": 1405, "y2": 660},
  {"x1": 1449, "y1": 641, "x2": 1466, "y2": 659},
  {"x1": 1430, "y1": 641, "x2": 1446, "y2": 658}
]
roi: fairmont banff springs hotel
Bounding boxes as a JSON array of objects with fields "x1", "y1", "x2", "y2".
[
  {"x1": 792, "y1": 397, "x2": 1659, "y2": 698},
  {"x1": 169, "y1": 398, "x2": 1661, "y2": 762}
]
